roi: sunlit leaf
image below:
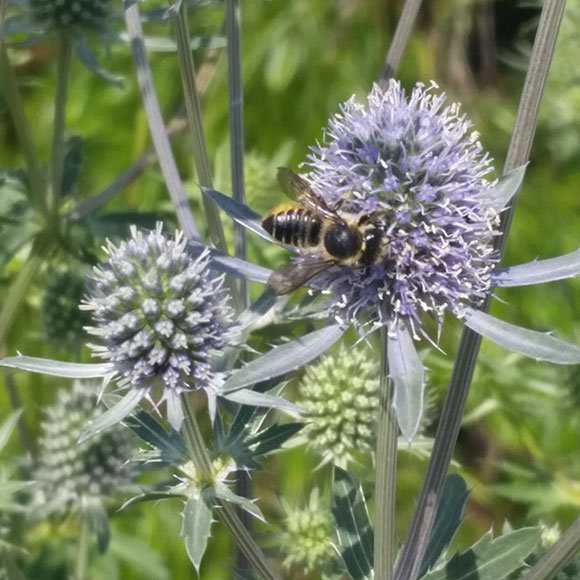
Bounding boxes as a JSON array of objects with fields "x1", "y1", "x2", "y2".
[
  {"x1": 222, "y1": 324, "x2": 347, "y2": 392},
  {"x1": 420, "y1": 474, "x2": 470, "y2": 576},
  {"x1": 120, "y1": 492, "x2": 185, "y2": 512},
  {"x1": 0, "y1": 355, "x2": 112, "y2": 378},
  {"x1": 222, "y1": 388, "x2": 302, "y2": 417},
  {"x1": 494, "y1": 248, "x2": 580, "y2": 287},
  {"x1": 485, "y1": 164, "x2": 527, "y2": 211},
  {"x1": 389, "y1": 323, "x2": 426, "y2": 443},
  {"x1": 212, "y1": 483, "x2": 266, "y2": 523},
  {"x1": 332, "y1": 467, "x2": 373, "y2": 580},
  {"x1": 200, "y1": 187, "x2": 271, "y2": 242},
  {"x1": 463, "y1": 308, "x2": 580, "y2": 364},
  {"x1": 421, "y1": 527, "x2": 541, "y2": 580},
  {"x1": 79, "y1": 389, "x2": 145, "y2": 443},
  {"x1": 188, "y1": 240, "x2": 272, "y2": 283},
  {"x1": 180, "y1": 492, "x2": 213, "y2": 574}
]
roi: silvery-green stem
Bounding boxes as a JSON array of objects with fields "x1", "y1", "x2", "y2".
[
  {"x1": 378, "y1": 0, "x2": 423, "y2": 87},
  {"x1": 393, "y1": 2, "x2": 565, "y2": 579},
  {"x1": 523, "y1": 517, "x2": 580, "y2": 579},
  {"x1": 170, "y1": 3, "x2": 228, "y2": 252},
  {"x1": 0, "y1": 45, "x2": 46, "y2": 214},
  {"x1": 181, "y1": 394, "x2": 282, "y2": 580},
  {"x1": 74, "y1": 513, "x2": 90, "y2": 580},
  {"x1": 50, "y1": 32, "x2": 72, "y2": 215},
  {"x1": 374, "y1": 325, "x2": 397, "y2": 580},
  {"x1": 226, "y1": 0, "x2": 249, "y2": 308}
]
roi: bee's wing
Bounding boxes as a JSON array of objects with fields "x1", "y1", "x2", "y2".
[
  {"x1": 267, "y1": 259, "x2": 335, "y2": 295},
  {"x1": 277, "y1": 167, "x2": 337, "y2": 220}
]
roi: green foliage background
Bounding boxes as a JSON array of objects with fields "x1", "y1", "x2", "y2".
[{"x1": 1, "y1": 0, "x2": 580, "y2": 577}]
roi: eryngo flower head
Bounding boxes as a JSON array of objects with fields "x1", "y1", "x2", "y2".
[
  {"x1": 305, "y1": 80, "x2": 499, "y2": 336},
  {"x1": 298, "y1": 344, "x2": 379, "y2": 468},
  {"x1": 35, "y1": 381, "x2": 134, "y2": 512},
  {"x1": 83, "y1": 224, "x2": 234, "y2": 429},
  {"x1": 278, "y1": 489, "x2": 340, "y2": 579},
  {"x1": 30, "y1": 0, "x2": 112, "y2": 33}
]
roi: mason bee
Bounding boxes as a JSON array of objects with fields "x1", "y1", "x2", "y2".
[{"x1": 262, "y1": 168, "x2": 388, "y2": 295}]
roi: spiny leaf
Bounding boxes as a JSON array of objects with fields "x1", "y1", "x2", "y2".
[
  {"x1": 180, "y1": 492, "x2": 213, "y2": 575},
  {"x1": 463, "y1": 308, "x2": 580, "y2": 364},
  {"x1": 0, "y1": 355, "x2": 112, "y2": 378},
  {"x1": 332, "y1": 467, "x2": 373, "y2": 580}
]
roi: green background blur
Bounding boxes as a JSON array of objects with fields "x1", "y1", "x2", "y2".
[{"x1": 2, "y1": 0, "x2": 580, "y2": 578}]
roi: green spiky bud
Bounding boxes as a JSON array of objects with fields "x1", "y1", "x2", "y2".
[
  {"x1": 278, "y1": 490, "x2": 340, "y2": 579},
  {"x1": 298, "y1": 344, "x2": 379, "y2": 467},
  {"x1": 35, "y1": 381, "x2": 134, "y2": 511},
  {"x1": 30, "y1": 0, "x2": 112, "y2": 33},
  {"x1": 42, "y1": 271, "x2": 90, "y2": 349}
]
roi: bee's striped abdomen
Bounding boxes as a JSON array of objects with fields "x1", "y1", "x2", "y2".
[{"x1": 262, "y1": 207, "x2": 322, "y2": 250}]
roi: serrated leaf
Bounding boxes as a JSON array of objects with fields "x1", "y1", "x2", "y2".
[
  {"x1": 213, "y1": 483, "x2": 266, "y2": 523},
  {"x1": 120, "y1": 491, "x2": 185, "y2": 512},
  {"x1": 0, "y1": 355, "x2": 112, "y2": 378},
  {"x1": 221, "y1": 388, "x2": 302, "y2": 417},
  {"x1": 180, "y1": 492, "x2": 213, "y2": 574},
  {"x1": 332, "y1": 467, "x2": 373, "y2": 580},
  {"x1": 188, "y1": 240, "x2": 272, "y2": 283},
  {"x1": 463, "y1": 308, "x2": 580, "y2": 364},
  {"x1": 421, "y1": 527, "x2": 541, "y2": 580},
  {"x1": 389, "y1": 323, "x2": 426, "y2": 443},
  {"x1": 486, "y1": 164, "x2": 527, "y2": 211},
  {"x1": 222, "y1": 324, "x2": 347, "y2": 393},
  {"x1": 123, "y1": 409, "x2": 187, "y2": 464},
  {"x1": 420, "y1": 474, "x2": 470, "y2": 576},
  {"x1": 0, "y1": 411, "x2": 22, "y2": 452},
  {"x1": 249, "y1": 422, "x2": 305, "y2": 457},
  {"x1": 494, "y1": 248, "x2": 580, "y2": 287},
  {"x1": 86, "y1": 499, "x2": 110, "y2": 554},
  {"x1": 200, "y1": 188, "x2": 271, "y2": 243},
  {"x1": 79, "y1": 389, "x2": 145, "y2": 443}
]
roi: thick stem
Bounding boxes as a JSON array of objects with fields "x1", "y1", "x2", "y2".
[
  {"x1": 0, "y1": 45, "x2": 46, "y2": 213},
  {"x1": 393, "y1": 2, "x2": 566, "y2": 579},
  {"x1": 73, "y1": 513, "x2": 90, "y2": 580},
  {"x1": 180, "y1": 394, "x2": 282, "y2": 580},
  {"x1": 373, "y1": 326, "x2": 397, "y2": 580},
  {"x1": 50, "y1": 32, "x2": 73, "y2": 214}
]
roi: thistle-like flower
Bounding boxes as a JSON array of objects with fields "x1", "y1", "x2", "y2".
[
  {"x1": 298, "y1": 344, "x2": 379, "y2": 467},
  {"x1": 278, "y1": 489, "x2": 340, "y2": 579},
  {"x1": 305, "y1": 80, "x2": 497, "y2": 336},
  {"x1": 35, "y1": 381, "x2": 134, "y2": 513},
  {"x1": 30, "y1": 0, "x2": 112, "y2": 33},
  {"x1": 82, "y1": 224, "x2": 234, "y2": 430}
]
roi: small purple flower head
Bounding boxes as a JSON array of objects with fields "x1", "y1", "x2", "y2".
[
  {"x1": 305, "y1": 80, "x2": 499, "y2": 336},
  {"x1": 83, "y1": 224, "x2": 233, "y2": 426}
]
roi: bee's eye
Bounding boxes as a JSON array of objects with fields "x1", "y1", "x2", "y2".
[{"x1": 324, "y1": 225, "x2": 360, "y2": 258}]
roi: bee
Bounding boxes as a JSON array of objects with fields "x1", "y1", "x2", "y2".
[{"x1": 262, "y1": 167, "x2": 388, "y2": 295}]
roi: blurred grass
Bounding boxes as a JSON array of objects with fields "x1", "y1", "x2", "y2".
[{"x1": 2, "y1": 0, "x2": 580, "y2": 577}]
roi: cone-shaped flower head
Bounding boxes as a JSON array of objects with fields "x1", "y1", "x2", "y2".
[
  {"x1": 35, "y1": 381, "x2": 134, "y2": 510},
  {"x1": 278, "y1": 490, "x2": 340, "y2": 579},
  {"x1": 298, "y1": 344, "x2": 379, "y2": 467},
  {"x1": 305, "y1": 80, "x2": 499, "y2": 335},
  {"x1": 30, "y1": 0, "x2": 112, "y2": 33},
  {"x1": 83, "y1": 224, "x2": 234, "y2": 428}
]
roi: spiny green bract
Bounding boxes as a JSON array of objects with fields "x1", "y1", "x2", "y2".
[{"x1": 298, "y1": 343, "x2": 379, "y2": 468}]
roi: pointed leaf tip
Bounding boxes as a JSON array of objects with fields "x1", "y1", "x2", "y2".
[
  {"x1": 388, "y1": 324, "x2": 426, "y2": 443},
  {"x1": 486, "y1": 164, "x2": 528, "y2": 211},
  {"x1": 463, "y1": 308, "x2": 580, "y2": 364}
]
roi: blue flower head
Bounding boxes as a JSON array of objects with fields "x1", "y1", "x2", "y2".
[
  {"x1": 304, "y1": 80, "x2": 499, "y2": 336},
  {"x1": 82, "y1": 224, "x2": 234, "y2": 429}
]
